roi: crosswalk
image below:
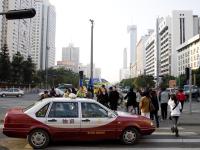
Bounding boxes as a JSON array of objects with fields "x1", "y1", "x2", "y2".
[{"x1": 0, "y1": 126, "x2": 200, "y2": 149}]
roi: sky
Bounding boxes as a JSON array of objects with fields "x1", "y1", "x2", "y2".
[{"x1": 49, "y1": 0, "x2": 200, "y2": 83}]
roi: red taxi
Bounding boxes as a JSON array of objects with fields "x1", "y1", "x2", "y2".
[{"x1": 3, "y1": 96, "x2": 155, "y2": 149}]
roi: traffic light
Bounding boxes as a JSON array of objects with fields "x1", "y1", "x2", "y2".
[
  {"x1": 79, "y1": 71, "x2": 84, "y2": 79},
  {"x1": 185, "y1": 67, "x2": 190, "y2": 80},
  {"x1": 5, "y1": 8, "x2": 36, "y2": 20}
]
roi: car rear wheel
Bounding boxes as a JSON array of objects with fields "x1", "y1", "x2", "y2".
[
  {"x1": 121, "y1": 128, "x2": 139, "y2": 145},
  {"x1": 28, "y1": 129, "x2": 50, "y2": 149},
  {"x1": 17, "y1": 94, "x2": 22, "y2": 97},
  {"x1": 2, "y1": 94, "x2": 6, "y2": 97}
]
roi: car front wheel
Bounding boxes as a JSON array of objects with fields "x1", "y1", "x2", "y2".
[
  {"x1": 28, "y1": 129, "x2": 50, "y2": 149},
  {"x1": 2, "y1": 94, "x2": 6, "y2": 97},
  {"x1": 121, "y1": 128, "x2": 139, "y2": 145}
]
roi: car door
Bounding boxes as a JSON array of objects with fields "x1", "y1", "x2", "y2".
[
  {"x1": 80, "y1": 102, "x2": 117, "y2": 140},
  {"x1": 13, "y1": 88, "x2": 18, "y2": 96},
  {"x1": 46, "y1": 101, "x2": 81, "y2": 141},
  {"x1": 7, "y1": 88, "x2": 13, "y2": 96}
]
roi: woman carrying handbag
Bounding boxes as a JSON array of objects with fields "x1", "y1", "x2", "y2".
[{"x1": 168, "y1": 94, "x2": 182, "y2": 137}]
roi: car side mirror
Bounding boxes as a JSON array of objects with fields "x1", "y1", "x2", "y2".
[{"x1": 108, "y1": 112, "x2": 115, "y2": 118}]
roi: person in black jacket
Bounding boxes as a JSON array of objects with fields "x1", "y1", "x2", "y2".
[
  {"x1": 98, "y1": 86, "x2": 109, "y2": 107},
  {"x1": 150, "y1": 90, "x2": 160, "y2": 128},
  {"x1": 108, "y1": 86, "x2": 119, "y2": 111},
  {"x1": 124, "y1": 88, "x2": 137, "y2": 114}
]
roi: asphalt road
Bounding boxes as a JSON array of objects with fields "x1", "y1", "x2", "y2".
[
  {"x1": 0, "y1": 93, "x2": 39, "y2": 121},
  {"x1": 0, "y1": 94, "x2": 200, "y2": 149}
]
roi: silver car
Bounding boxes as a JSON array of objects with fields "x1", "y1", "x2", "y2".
[{"x1": 0, "y1": 88, "x2": 24, "y2": 97}]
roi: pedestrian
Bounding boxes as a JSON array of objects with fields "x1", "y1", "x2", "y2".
[
  {"x1": 124, "y1": 87, "x2": 137, "y2": 114},
  {"x1": 63, "y1": 88, "x2": 71, "y2": 98},
  {"x1": 108, "y1": 86, "x2": 119, "y2": 111},
  {"x1": 86, "y1": 87, "x2": 93, "y2": 99},
  {"x1": 50, "y1": 87, "x2": 57, "y2": 97},
  {"x1": 139, "y1": 90, "x2": 151, "y2": 118},
  {"x1": 71, "y1": 88, "x2": 77, "y2": 95},
  {"x1": 176, "y1": 88, "x2": 186, "y2": 112},
  {"x1": 77, "y1": 86, "x2": 86, "y2": 98},
  {"x1": 150, "y1": 90, "x2": 160, "y2": 128},
  {"x1": 40, "y1": 90, "x2": 49, "y2": 100},
  {"x1": 159, "y1": 87, "x2": 169, "y2": 120},
  {"x1": 168, "y1": 94, "x2": 182, "y2": 137},
  {"x1": 98, "y1": 87, "x2": 109, "y2": 107},
  {"x1": 136, "y1": 89, "x2": 142, "y2": 114}
]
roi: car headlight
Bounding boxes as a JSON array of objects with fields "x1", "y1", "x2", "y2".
[{"x1": 150, "y1": 121, "x2": 154, "y2": 126}]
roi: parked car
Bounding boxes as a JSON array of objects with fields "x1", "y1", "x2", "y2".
[
  {"x1": 0, "y1": 88, "x2": 24, "y2": 97},
  {"x1": 3, "y1": 96, "x2": 155, "y2": 149},
  {"x1": 57, "y1": 84, "x2": 73, "y2": 92},
  {"x1": 183, "y1": 85, "x2": 199, "y2": 99}
]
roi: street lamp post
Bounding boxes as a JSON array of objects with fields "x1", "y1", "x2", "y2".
[
  {"x1": 45, "y1": 46, "x2": 50, "y2": 89},
  {"x1": 89, "y1": 19, "x2": 94, "y2": 98}
]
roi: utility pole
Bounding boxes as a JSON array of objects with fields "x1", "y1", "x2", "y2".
[{"x1": 89, "y1": 19, "x2": 94, "y2": 98}]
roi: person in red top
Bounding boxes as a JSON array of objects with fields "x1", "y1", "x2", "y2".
[{"x1": 176, "y1": 88, "x2": 186, "y2": 112}]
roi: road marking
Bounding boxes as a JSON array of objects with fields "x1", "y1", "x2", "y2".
[
  {"x1": 140, "y1": 138, "x2": 200, "y2": 143},
  {"x1": 157, "y1": 127, "x2": 184, "y2": 130},
  {"x1": 153, "y1": 131, "x2": 198, "y2": 135}
]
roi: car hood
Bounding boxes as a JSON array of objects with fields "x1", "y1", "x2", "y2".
[{"x1": 116, "y1": 111, "x2": 139, "y2": 118}]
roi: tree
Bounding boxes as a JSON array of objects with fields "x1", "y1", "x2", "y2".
[
  {"x1": 22, "y1": 56, "x2": 35, "y2": 84},
  {"x1": 0, "y1": 44, "x2": 11, "y2": 82},
  {"x1": 11, "y1": 52, "x2": 24, "y2": 84},
  {"x1": 192, "y1": 68, "x2": 200, "y2": 87},
  {"x1": 134, "y1": 75, "x2": 155, "y2": 89},
  {"x1": 159, "y1": 75, "x2": 176, "y2": 89},
  {"x1": 176, "y1": 74, "x2": 186, "y2": 88},
  {"x1": 119, "y1": 78, "x2": 135, "y2": 88},
  {"x1": 33, "y1": 68, "x2": 80, "y2": 88}
]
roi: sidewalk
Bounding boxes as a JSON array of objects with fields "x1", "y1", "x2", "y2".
[
  {"x1": 179, "y1": 112, "x2": 200, "y2": 126},
  {"x1": 158, "y1": 101, "x2": 200, "y2": 126}
]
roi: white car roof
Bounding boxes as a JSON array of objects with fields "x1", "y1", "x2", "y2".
[
  {"x1": 24, "y1": 97, "x2": 99, "y2": 115},
  {"x1": 41, "y1": 97, "x2": 95, "y2": 103}
]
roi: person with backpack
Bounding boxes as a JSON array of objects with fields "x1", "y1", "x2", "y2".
[
  {"x1": 168, "y1": 94, "x2": 182, "y2": 137},
  {"x1": 176, "y1": 88, "x2": 186, "y2": 112}
]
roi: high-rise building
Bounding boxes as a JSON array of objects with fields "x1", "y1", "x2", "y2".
[
  {"x1": 0, "y1": 0, "x2": 3, "y2": 48},
  {"x1": 119, "y1": 48, "x2": 130, "y2": 81},
  {"x1": 128, "y1": 25, "x2": 137, "y2": 77},
  {"x1": 0, "y1": 0, "x2": 56, "y2": 70},
  {"x1": 61, "y1": 43, "x2": 79, "y2": 72},
  {"x1": 47, "y1": 5, "x2": 56, "y2": 68},
  {"x1": 177, "y1": 34, "x2": 200, "y2": 74},
  {"x1": 128, "y1": 25, "x2": 137, "y2": 65},
  {"x1": 1, "y1": 0, "x2": 32, "y2": 60},
  {"x1": 0, "y1": 0, "x2": 8, "y2": 49},
  {"x1": 145, "y1": 31, "x2": 159, "y2": 77},
  {"x1": 158, "y1": 16, "x2": 172, "y2": 76},
  {"x1": 171, "y1": 10, "x2": 194, "y2": 76},
  {"x1": 31, "y1": 0, "x2": 56, "y2": 70},
  {"x1": 158, "y1": 10, "x2": 197, "y2": 77},
  {"x1": 136, "y1": 34, "x2": 149, "y2": 76},
  {"x1": 123, "y1": 48, "x2": 127, "y2": 69}
]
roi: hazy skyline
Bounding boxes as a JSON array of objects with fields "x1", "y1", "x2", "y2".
[{"x1": 49, "y1": 0, "x2": 200, "y2": 83}]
